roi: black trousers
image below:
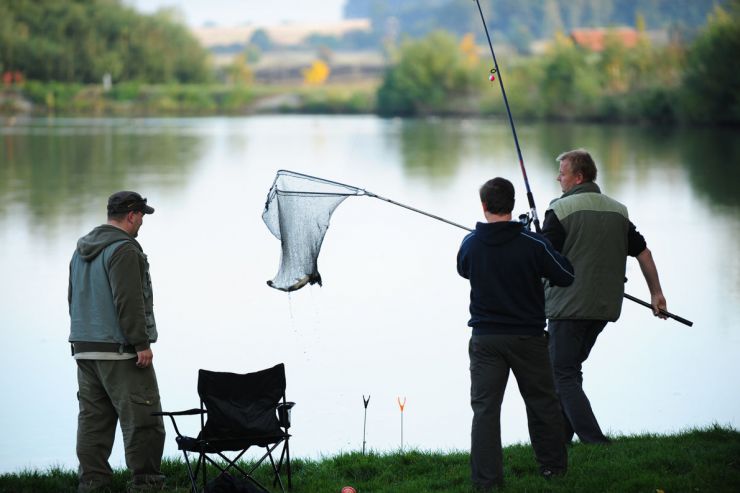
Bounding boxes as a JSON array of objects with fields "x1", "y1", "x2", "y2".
[
  {"x1": 547, "y1": 319, "x2": 610, "y2": 444},
  {"x1": 469, "y1": 333, "x2": 567, "y2": 488}
]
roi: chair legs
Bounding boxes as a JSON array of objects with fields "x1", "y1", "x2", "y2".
[
  {"x1": 275, "y1": 438, "x2": 292, "y2": 490},
  {"x1": 268, "y1": 449, "x2": 284, "y2": 492},
  {"x1": 179, "y1": 439, "x2": 291, "y2": 493},
  {"x1": 285, "y1": 440, "x2": 291, "y2": 490},
  {"x1": 179, "y1": 450, "x2": 200, "y2": 493}
]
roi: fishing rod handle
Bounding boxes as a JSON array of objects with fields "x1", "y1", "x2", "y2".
[{"x1": 623, "y1": 293, "x2": 693, "y2": 327}]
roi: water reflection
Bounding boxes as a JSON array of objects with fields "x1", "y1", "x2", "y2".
[
  {"x1": 528, "y1": 123, "x2": 740, "y2": 211},
  {"x1": 397, "y1": 119, "x2": 467, "y2": 181},
  {"x1": 677, "y1": 126, "x2": 740, "y2": 209},
  {"x1": 0, "y1": 117, "x2": 206, "y2": 227}
]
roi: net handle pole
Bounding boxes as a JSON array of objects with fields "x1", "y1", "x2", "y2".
[{"x1": 367, "y1": 193, "x2": 473, "y2": 233}]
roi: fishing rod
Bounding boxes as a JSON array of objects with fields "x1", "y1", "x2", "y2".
[
  {"x1": 470, "y1": 2, "x2": 690, "y2": 325},
  {"x1": 371, "y1": 190, "x2": 691, "y2": 325},
  {"x1": 623, "y1": 293, "x2": 693, "y2": 327},
  {"x1": 474, "y1": 0, "x2": 540, "y2": 233}
]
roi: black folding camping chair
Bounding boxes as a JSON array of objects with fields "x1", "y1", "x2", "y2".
[{"x1": 154, "y1": 363, "x2": 295, "y2": 493}]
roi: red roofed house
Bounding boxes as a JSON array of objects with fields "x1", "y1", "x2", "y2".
[{"x1": 570, "y1": 28, "x2": 641, "y2": 51}]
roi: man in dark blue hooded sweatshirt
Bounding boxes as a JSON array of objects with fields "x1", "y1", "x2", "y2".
[{"x1": 457, "y1": 177, "x2": 574, "y2": 490}]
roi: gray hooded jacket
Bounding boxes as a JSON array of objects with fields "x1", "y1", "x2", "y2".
[{"x1": 68, "y1": 225, "x2": 157, "y2": 351}]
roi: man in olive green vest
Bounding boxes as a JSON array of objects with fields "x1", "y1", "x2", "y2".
[
  {"x1": 542, "y1": 149, "x2": 668, "y2": 444},
  {"x1": 68, "y1": 191, "x2": 165, "y2": 492}
]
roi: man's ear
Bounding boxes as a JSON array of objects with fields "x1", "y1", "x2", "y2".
[
  {"x1": 575, "y1": 172, "x2": 585, "y2": 185},
  {"x1": 481, "y1": 202, "x2": 488, "y2": 214}
]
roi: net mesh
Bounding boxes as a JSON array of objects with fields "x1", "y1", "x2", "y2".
[{"x1": 262, "y1": 170, "x2": 367, "y2": 291}]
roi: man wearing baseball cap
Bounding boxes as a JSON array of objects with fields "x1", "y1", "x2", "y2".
[{"x1": 68, "y1": 191, "x2": 165, "y2": 492}]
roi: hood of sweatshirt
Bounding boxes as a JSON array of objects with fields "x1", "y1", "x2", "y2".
[
  {"x1": 76, "y1": 224, "x2": 139, "y2": 261},
  {"x1": 473, "y1": 220, "x2": 524, "y2": 246}
]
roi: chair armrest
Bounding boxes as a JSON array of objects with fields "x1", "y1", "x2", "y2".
[
  {"x1": 151, "y1": 408, "x2": 206, "y2": 438},
  {"x1": 152, "y1": 408, "x2": 206, "y2": 417}
]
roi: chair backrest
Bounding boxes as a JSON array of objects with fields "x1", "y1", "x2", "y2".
[{"x1": 198, "y1": 363, "x2": 286, "y2": 440}]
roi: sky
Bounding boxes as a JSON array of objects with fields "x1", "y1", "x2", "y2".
[{"x1": 127, "y1": 0, "x2": 347, "y2": 27}]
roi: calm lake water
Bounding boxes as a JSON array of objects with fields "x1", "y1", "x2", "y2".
[{"x1": 1, "y1": 115, "x2": 738, "y2": 473}]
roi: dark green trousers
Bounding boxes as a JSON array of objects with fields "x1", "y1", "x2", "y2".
[
  {"x1": 469, "y1": 333, "x2": 567, "y2": 488},
  {"x1": 76, "y1": 359, "x2": 165, "y2": 490}
]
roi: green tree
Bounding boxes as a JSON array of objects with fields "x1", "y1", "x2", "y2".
[
  {"x1": 0, "y1": 0, "x2": 211, "y2": 84},
  {"x1": 681, "y1": 1, "x2": 740, "y2": 124},
  {"x1": 376, "y1": 31, "x2": 481, "y2": 116},
  {"x1": 249, "y1": 29, "x2": 273, "y2": 52},
  {"x1": 538, "y1": 33, "x2": 599, "y2": 118}
]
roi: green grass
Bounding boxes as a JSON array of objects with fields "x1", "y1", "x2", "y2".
[{"x1": 1, "y1": 426, "x2": 738, "y2": 492}]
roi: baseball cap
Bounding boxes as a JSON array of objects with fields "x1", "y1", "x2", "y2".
[{"x1": 107, "y1": 191, "x2": 155, "y2": 214}]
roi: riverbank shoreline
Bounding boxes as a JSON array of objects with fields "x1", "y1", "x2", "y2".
[
  {"x1": 0, "y1": 82, "x2": 379, "y2": 118},
  {"x1": 2, "y1": 426, "x2": 738, "y2": 492},
  {"x1": 2, "y1": 82, "x2": 737, "y2": 127}
]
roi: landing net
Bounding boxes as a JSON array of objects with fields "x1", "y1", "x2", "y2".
[{"x1": 262, "y1": 170, "x2": 368, "y2": 291}]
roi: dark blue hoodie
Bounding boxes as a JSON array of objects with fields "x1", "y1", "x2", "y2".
[{"x1": 457, "y1": 221, "x2": 574, "y2": 335}]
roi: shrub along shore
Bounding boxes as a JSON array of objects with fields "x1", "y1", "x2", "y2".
[
  {"x1": 1, "y1": 78, "x2": 735, "y2": 126},
  {"x1": 2, "y1": 2, "x2": 738, "y2": 124},
  {"x1": 1, "y1": 426, "x2": 738, "y2": 493},
  {"x1": 0, "y1": 82, "x2": 378, "y2": 117}
]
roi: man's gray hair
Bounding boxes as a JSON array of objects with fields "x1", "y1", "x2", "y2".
[{"x1": 557, "y1": 149, "x2": 597, "y2": 182}]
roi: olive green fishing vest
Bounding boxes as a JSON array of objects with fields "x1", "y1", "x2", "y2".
[{"x1": 544, "y1": 183, "x2": 629, "y2": 321}]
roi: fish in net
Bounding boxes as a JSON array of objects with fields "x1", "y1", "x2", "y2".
[{"x1": 262, "y1": 170, "x2": 369, "y2": 291}]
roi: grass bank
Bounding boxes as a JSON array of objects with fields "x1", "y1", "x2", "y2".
[{"x1": 1, "y1": 426, "x2": 738, "y2": 492}]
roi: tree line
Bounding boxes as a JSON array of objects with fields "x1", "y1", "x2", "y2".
[
  {"x1": 377, "y1": 1, "x2": 740, "y2": 125},
  {"x1": 1, "y1": 0, "x2": 736, "y2": 125},
  {"x1": 344, "y1": 0, "x2": 726, "y2": 51},
  {"x1": 0, "y1": 0, "x2": 212, "y2": 84}
]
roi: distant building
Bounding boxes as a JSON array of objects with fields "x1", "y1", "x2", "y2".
[
  {"x1": 569, "y1": 27, "x2": 641, "y2": 51},
  {"x1": 192, "y1": 19, "x2": 383, "y2": 83},
  {"x1": 529, "y1": 26, "x2": 669, "y2": 56}
]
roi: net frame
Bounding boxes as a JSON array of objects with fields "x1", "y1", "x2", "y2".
[
  {"x1": 262, "y1": 170, "x2": 368, "y2": 291},
  {"x1": 262, "y1": 169, "x2": 471, "y2": 292}
]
